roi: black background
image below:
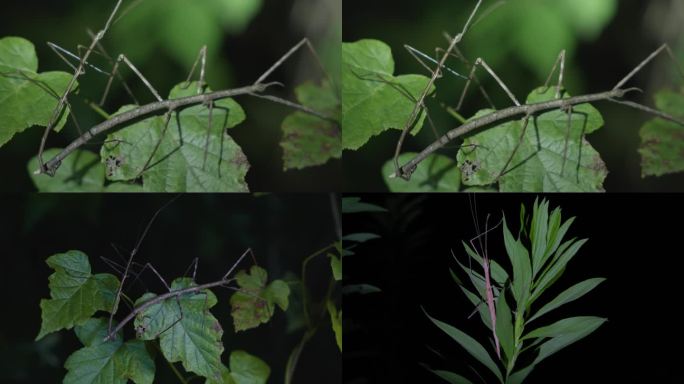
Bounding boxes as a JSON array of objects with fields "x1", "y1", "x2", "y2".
[
  {"x1": 344, "y1": 194, "x2": 682, "y2": 383},
  {"x1": 0, "y1": 194, "x2": 341, "y2": 383}
]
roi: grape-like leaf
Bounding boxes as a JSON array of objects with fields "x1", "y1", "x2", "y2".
[
  {"x1": 36, "y1": 251, "x2": 119, "y2": 341},
  {"x1": 134, "y1": 278, "x2": 223, "y2": 381},
  {"x1": 383, "y1": 152, "x2": 461, "y2": 192},
  {"x1": 207, "y1": 350, "x2": 271, "y2": 384},
  {"x1": 230, "y1": 265, "x2": 290, "y2": 332},
  {"x1": 64, "y1": 318, "x2": 154, "y2": 384},
  {"x1": 638, "y1": 87, "x2": 684, "y2": 177},
  {"x1": 342, "y1": 39, "x2": 434, "y2": 150},
  {"x1": 0, "y1": 36, "x2": 74, "y2": 148},
  {"x1": 457, "y1": 87, "x2": 607, "y2": 192},
  {"x1": 280, "y1": 80, "x2": 341, "y2": 170},
  {"x1": 28, "y1": 148, "x2": 105, "y2": 192},
  {"x1": 100, "y1": 82, "x2": 249, "y2": 192}
]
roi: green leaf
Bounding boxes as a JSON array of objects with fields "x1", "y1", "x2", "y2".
[
  {"x1": 0, "y1": 36, "x2": 73, "y2": 148},
  {"x1": 327, "y1": 300, "x2": 342, "y2": 351},
  {"x1": 280, "y1": 80, "x2": 341, "y2": 170},
  {"x1": 342, "y1": 233, "x2": 380, "y2": 243},
  {"x1": 461, "y1": 241, "x2": 509, "y2": 286},
  {"x1": 526, "y1": 316, "x2": 607, "y2": 365},
  {"x1": 64, "y1": 318, "x2": 154, "y2": 384},
  {"x1": 420, "y1": 363, "x2": 474, "y2": 384},
  {"x1": 207, "y1": 350, "x2": 271, "y2": 384},
  {"x1": 341, "y1": 197, "x2": 387, "y2": 213},
  {"x1": 103, "y1": 182, "x2": 145, "y2": 193},
  {"x1": 422, "y1": 307, "x2": 503, "y2": 383},
  {"x1": 457, "y1": 87, "x2": 607, "y2": 192},
  {"x1": 100, "y1": 82, "x2": 249, "y2": 192},
  {"x1": 383, "y1": 153, "x2": 461, "y2": 192},
  {"x1": 638, "y1": 88, "x2": 684, "y2": 177},
  {"x1": 36, "y1": 251, "x2": 119, "y2": 340},
  {"x1": 530, "y1": 199, "x2": 549, "y2": 277},
  {"x1": 329, "y1": 253, "x2": 342, "y2": 281},
  {"x1": 528, "y1": 277, "x2": 605, "y2": 324},
  {"x1": 529, "y1": 238, "x2": 588, "y2": 305},
  {"x1": 495, "y1": 291, "x2": 514, "y2": 363},
  {"x1": 342, "y1": 284, "x2": 381, "y2": 294},
  {"x1": 134, "y1": 278, "x2": 223, "y2": 380},
  {"x1": 342, "y1": 39, "x2": 433, "y2": 150},
  {"x1": 230, "y1": 266, "x2": 290, "y2": 332},
  {"x1": 507, "y1": 364, "x2": 535, "y2": 384},
  {"x1": 28, "y1": 148, "x2": 105, "y2": 192},
  {"x1": 502, "y1": 218, "x2": 531, "y2": 312}
]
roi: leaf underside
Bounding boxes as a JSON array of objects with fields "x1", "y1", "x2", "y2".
[{"x1": 638, "y1": 87, "x2": 684, "y2": 177}]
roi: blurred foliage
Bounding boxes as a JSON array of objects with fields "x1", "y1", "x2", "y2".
[
  {"x1": 343, "y1": 0, "x2": 684, "y2": 191},
  {"x1": 0, "y1": 0, "x2": 342, "y2": 191}
]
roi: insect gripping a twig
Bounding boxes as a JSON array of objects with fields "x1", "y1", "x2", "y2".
[
  {"x1": 33, "y1": 0, "x2": 337, "y2": 181},
  {"x1": 390, "y1": 0, "x2": 684, "y2": 189}
]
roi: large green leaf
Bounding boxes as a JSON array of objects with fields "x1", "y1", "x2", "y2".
[
  {"x1": 134, "y1": 278, "x2": 223, "y2": 380},
  {"x1": 526, "y1": 316, "x2": 607, "y2": 365},
  {"x1": 638, "y1": 87, "x2": 684, "y2": 177},
  {"x1": 207, "y1": 350, "x2": 271, "y2": 384},
  {"x1": 0, "y1": 36, "x2": 73, "y2": 148},
  {"x1": 64, "y1": 318, "x2": 154, "y2": 384},
  {"x1": 457, "y1": 87, "x2": 607, "y2": 192},
  {"x1": 280, "y1": 80, "x2": 341, "y2": 170},
  {"x1": 342, "y1": 39, "x2": 433, "y2": 150},
  {"x1": 529, "y1": 199, "x2": 549, "y2": 276},
  {"x1": 529, "y1": 238, "x2": 588, "y2": 305},
  {"x1": 383, "y1": 153, "x2": 461, "y2": 192},
  {"x1": 36, "y1": 251, "x2": 119, "y2": 341},
  {"x1": 100, "y1": 82, "x2": 249, "y2": 192},
  {"x1": 28, "y1": 148, "x2": 105, "y2": 192},
  {"x1": 495, "y1": 290, "x2": 514, "y2": 363},
  {"x1": 422, "y1": 307, "x2": 503, "y2": 383},
  {"x1": 527, "y1": 277, "x2": 605, "y2": 324},
  {"x1": 230, "y1": 265, "x2": 290, "y2": 332}
]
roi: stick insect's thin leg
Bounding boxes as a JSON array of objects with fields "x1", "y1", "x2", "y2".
[
  {"x1": 181, "y1": 45, "x2": 208, "y2": 93},
  {"x1": 223, "y1": 248, "x2": 256, "y2": 280},
  {"x1": 614, "y1": 44, "x2": 684, "y2": 90},
  {"x1": 113, "y1": 54, "x2": 164, "y2": 102},
  {"x1": 496, "y1": 114, "x2": 531, "y2": 181},
  {"x1": 134, "y1": 110, "x2": 174, "y2": 179},
  {"x1": 541, "y1": 50, "x2": 566, "y2": 99},
  {"x1": 461, "y1": 57, "x2": 521, "y2": 107},
  {"x1": 561, "y1": 105, "x2": 573, "y2": 177},
  {"x1": 47, "y1": 42, "x2": 110, "y2": 76},
  {"x1": 255, "y1": 38, "x2": 331, "y2": 89},
  {"x1": 203, "y1": 100, "x2": 214, "y2": 171},
  {"x1": 436, "y1": 42, "x2": 495, "y2": 110},
  {"x1": 404, "y1": 45, "x2": 468, "y2": 80},
  {"x1": 182, "y1": 257, "x2": 200, "y2": 282}
]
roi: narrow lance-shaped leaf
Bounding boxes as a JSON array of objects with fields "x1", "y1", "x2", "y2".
[
  {"x1": 422, "y1": 307, "x2": 504, "y2": 383},
  {"x1": 527, "y1": 316, "x2": 607, "y2": 365},
  {"x1": 502, "y1": 217, "x2": 531, "y2": 313},
  {"x1": 36, "y1": 250, "x2": 119, "y2": 340},
  {"x1": 341, "y1": 197, "x2": 387, "y2": 213},
  {"x1": 527, "y1": 277, "x2": 605, "y2": 324},
  {"x1": 420, "y1": 363, "x2": 475, "y2": 384},
  {"x1": 494, "y1": 289, "x2": 514, "y2": 363}
]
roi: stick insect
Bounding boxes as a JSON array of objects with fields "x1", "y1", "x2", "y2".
[
  {"x1": 450, "y1": 195, "x2": 508, "y2": 361},
  {"x1": 35, "y1": 0, "x2": 335, "y2": 178},
  {"x1": 95, "y1": 196, "x2": 268, "y2": 349}
]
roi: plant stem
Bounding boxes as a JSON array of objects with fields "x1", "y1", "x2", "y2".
[
  {"x1": 301, "y1": 243, "x2": 336, "y2": 328},
  {"x1": 152, "y1": 340, "x2": 189, "y2": 384}
]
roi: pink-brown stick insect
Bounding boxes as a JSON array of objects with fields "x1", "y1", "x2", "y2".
[{"x1": 466, "y1": 195, "x2": 504, "y2": 360}]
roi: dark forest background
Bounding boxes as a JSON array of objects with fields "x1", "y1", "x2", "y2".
[
  {"x1": 344, "y1": 194, "x2": 683, "y2": 383},
  {"x1": 343, "y1": 0, "x2": 684, "y2": 191},
  {"x1": 0, "y1": 194, "x2": 341, "y2": 383},
  {"x1": 0, "y1": 0, "x2": 341, "y2": 192}
]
